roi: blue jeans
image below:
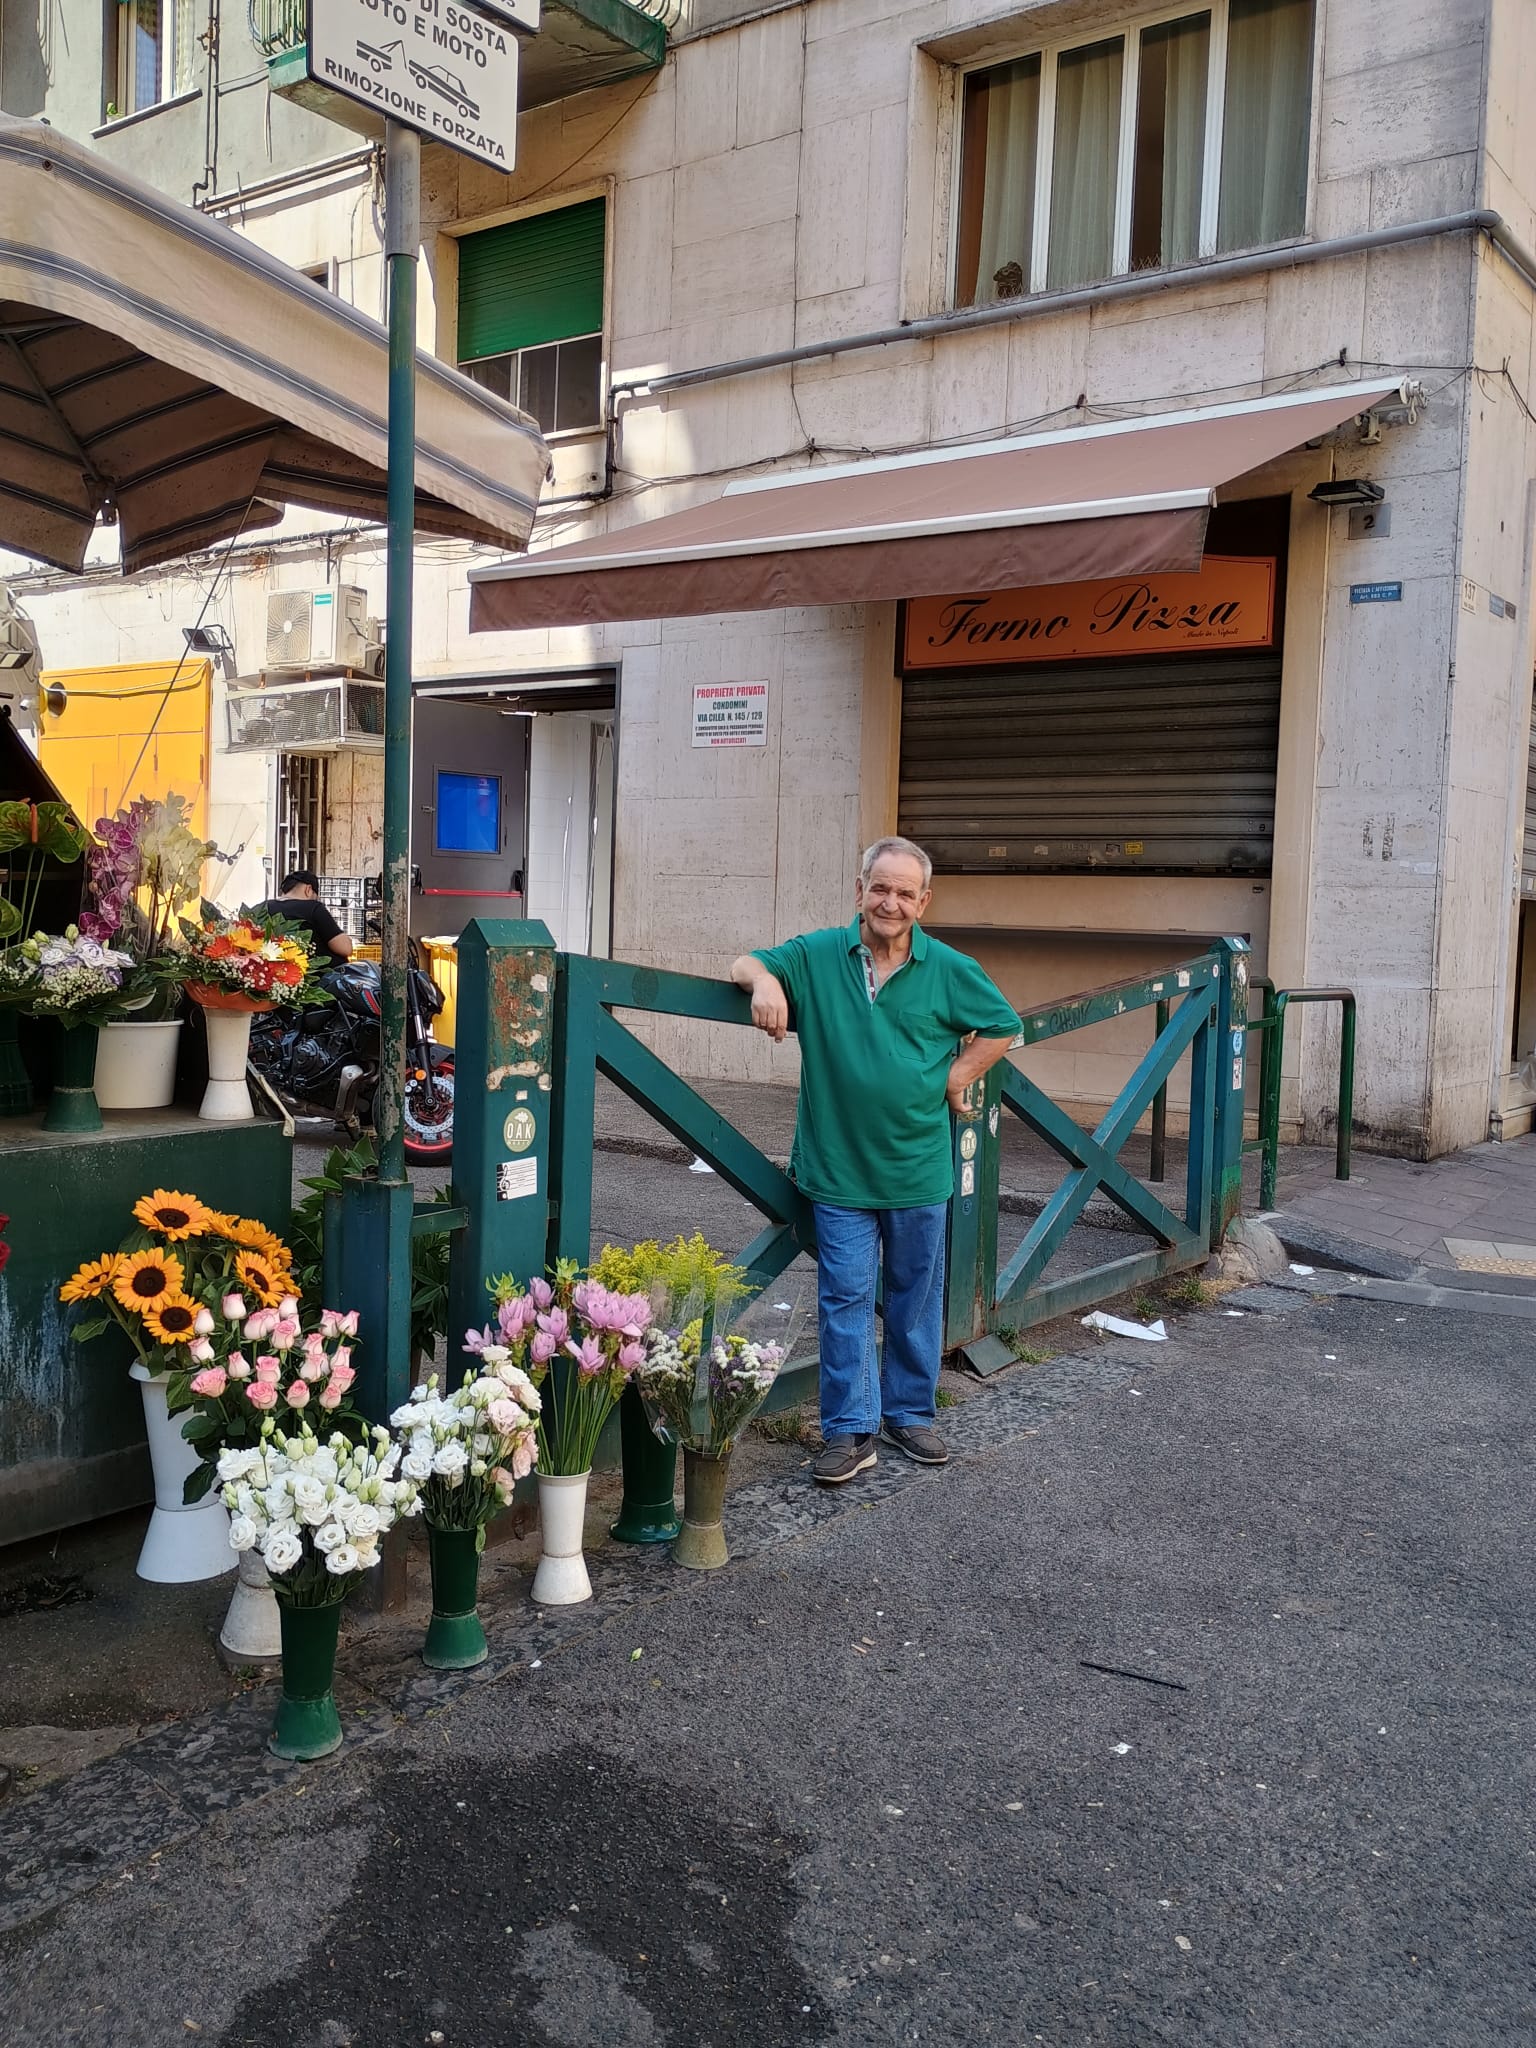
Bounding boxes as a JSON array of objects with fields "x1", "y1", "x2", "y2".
[{"x1": 812, "y1": 1202, "x2": 948, "y2": 1438}]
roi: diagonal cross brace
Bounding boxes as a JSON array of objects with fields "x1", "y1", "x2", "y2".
[
  {"x1": 593, "y1": 1007, "x2": 811, "y2": 1241},
  {"x1": 996, "y1": 991, "x2": 1211, "y2": 1305}
]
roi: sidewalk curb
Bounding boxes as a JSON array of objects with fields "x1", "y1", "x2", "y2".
[{"x1": 1261, "y1": 1213, "x2": 1420, "y2": 1281}]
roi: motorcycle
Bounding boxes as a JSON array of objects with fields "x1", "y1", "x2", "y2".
[{"x1": 247, "y1": 947, "x2": 455, "y2": 1163}]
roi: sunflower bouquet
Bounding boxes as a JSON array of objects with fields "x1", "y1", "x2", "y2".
[{"x1": 59, "y1": 1187, "x2": 300, "y2": 1371}]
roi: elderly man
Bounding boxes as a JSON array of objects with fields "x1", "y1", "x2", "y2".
[{"x1": 732, "y1": 836, "x2": 1020, "y2": 1484}]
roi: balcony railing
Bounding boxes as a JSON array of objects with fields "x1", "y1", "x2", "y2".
[{"x1": 248, "y1": 0, "x2": 304, "y2": 58}]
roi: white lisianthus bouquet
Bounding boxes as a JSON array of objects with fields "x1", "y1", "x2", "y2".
[
  {"x1": 218, "y1": 1421, "x2": 420, "y2": 1605},
  {"x1": 637, "y1": 1329, "x2": 786, "y2": 1458},
  {"x1": 390, "y1": 1361, "x2": 540, "y2": 1541}
]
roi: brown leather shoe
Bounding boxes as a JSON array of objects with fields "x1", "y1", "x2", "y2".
[
  {"x1": 813, "y1": 1434, "x2": 878, "y2": 1485},
  {"x1": 880, "y1": 1421, "x2": 949, "y2": 1465}
]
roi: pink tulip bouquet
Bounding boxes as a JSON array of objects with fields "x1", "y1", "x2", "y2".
[
  {"x1": 168, "y1": 1296, "x2": 367, "y2": 1504},
  {"x1": 477, "y1": 1258, "x2": 653, "y2": 1476}
]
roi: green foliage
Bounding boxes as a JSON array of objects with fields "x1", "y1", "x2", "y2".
[
  {"x1": 1164, "y1": 1274, "x2": 1213, "y2": 1309},
  {"x1": 935, "y1": 1387, "x2": 958, "y2": 1409},
  {"x1": 286, "y1": 1135, "x2": 451, "y2": 1367},
  {"x1": 0, "y1": 799, "x2": 88, "y2": 942},
  {"x1": 996, "y1": 1326, "x2": 1054, "y2": 1366}
]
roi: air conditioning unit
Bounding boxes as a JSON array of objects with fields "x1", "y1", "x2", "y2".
[
  {"x1": 264, "y1": 585, "x2": 371, "y2": 671},
  {"x1": 226, "y1": 678, "x2": 385, "y2": 752}
]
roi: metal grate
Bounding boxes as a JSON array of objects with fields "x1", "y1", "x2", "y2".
[
  {"x1": 275, "y1": 753, "x2": 327, "y2": 879},
  {"x1": 247, "y1": 0, "x2": 305, "y2": 57},
  {"x1": 318, "y1": 875, "x2": 382, "y2": 942}
]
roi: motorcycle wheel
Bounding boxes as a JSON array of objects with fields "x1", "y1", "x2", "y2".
[{"x1": 403, "y1": 1055, "x2": 455, "y2": 1163}]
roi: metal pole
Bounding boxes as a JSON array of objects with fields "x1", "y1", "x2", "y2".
[
  {"x1": 1149, "y1": 998, "x2": 1169, "y2": 1182},
  {"x1": 1336, "y1": 995, "x2": 1356, "y2": 1183},
  {"x1": 379, "y1": 119, "x2": 421, "y2": 1190}
]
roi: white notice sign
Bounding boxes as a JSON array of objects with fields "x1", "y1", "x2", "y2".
[
  {"x1": 307, "y1": 0, "x2": 526, "y2": 173},
  {"x1": 692, "y1": 683, "x2": 768, "y2": 748}
]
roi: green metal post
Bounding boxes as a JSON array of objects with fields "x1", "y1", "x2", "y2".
[
  {"x1": 1208, "y1": 938, "x2": 1250, "y2": 1246},
  {"x1": 943, "y1": 1062, "x2": 1000, "y2": 1352},
  {"x1": 377, "y1": 119, "x2": 419, "y2": 1192},
  {"x1": 1148, "y1": 998, "x2": 1169, "y2": 1182},
  {"x1": 1336, "y1": 995, "x2": 1356, "y2": 1182},
  {"x1": 1259, "y1": 982, "x2": 1283, "y2": 1210},
  {"x1": 447, "y1": 920, "x2": 558, "y2": 1348},
  {"x1": 328, "y1": 121, "x2": 421, "y2": 1460}
]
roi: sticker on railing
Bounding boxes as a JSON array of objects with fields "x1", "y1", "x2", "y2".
[
  {"x1": 497, "y1": 1158, "x2": 539, "y2": 1201},
  {"x1": 503, "y1": 1107, "x2": 536, "y2": 1153},
  {"x1": 960, "y1": 1127, "x2": 978, "y2": 1160},
  {"x1": 960, "y1": 1162, "x2": 976, "y2": 1196},
  {"x1": 1232, "y1": 1058, "x2": 1244, "y2": 1091}
]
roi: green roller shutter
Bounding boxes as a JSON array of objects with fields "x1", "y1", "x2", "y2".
[{"x1": 457, "y1": 199, "x2": 606, "y2": 361}]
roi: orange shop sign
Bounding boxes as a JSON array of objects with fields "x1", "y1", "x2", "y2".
[{"x1": 902, "y1": 555, "x2": 1276, "y2": 669}]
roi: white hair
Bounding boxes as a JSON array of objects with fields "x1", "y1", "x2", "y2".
[{"x1": 860, "y1": 836, "x2": 933, "y2": 888}]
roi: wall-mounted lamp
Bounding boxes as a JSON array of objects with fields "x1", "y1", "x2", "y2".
[
  {"x1": 1307, "y1": 478, "x2": 1385, "y2": 509},
  {"x1": 183, "y1": 624, "x2": 235, "y2": 657}
]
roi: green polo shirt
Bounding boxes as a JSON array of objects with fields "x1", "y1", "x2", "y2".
[{"x1": 753, "y1": 918, "x2": 1021, "y2": 1211}]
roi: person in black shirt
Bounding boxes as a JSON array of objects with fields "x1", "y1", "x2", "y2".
[{"x1": 252, "y1": 869, "x2": 353, "y2": 959}]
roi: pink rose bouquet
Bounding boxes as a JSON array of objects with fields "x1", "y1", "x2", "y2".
[{"x1": 167, "y1": 1290, "x2": 368, "y2": 1505}]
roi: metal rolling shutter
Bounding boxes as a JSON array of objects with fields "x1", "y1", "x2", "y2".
[{"x1": 898, "y1": 652, "x2": 1282, "y2": 875}]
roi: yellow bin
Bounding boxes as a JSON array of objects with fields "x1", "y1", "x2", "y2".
[{"x1": 421, "y1": 938, "x2": 459, "y2": 1048}]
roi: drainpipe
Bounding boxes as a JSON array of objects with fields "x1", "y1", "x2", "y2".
[{"x1": 612, "y1": 210, "x2": 1536, "y2": 404}]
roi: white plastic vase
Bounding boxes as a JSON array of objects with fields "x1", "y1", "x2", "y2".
[
  {"x1": 220, "y1": 1547, "x2": 282, "y2": 1661},
  {"x1": 130, "y1": 1363, "x2": 236, "y2": 1584},
  {"x1": 94, "y1": 1019, "x2": 182, "y2": 1110},
  {"x1": 198, "y1": 1006, "x2": 256, "y2": 1121},
  {"x1": 531, "y1": 1471, "x2": 593, "y2": 1605}
]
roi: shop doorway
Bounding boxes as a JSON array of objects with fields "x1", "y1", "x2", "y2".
[{"x1": 410, "y1": 695, "x2": 529, "y2": 940}]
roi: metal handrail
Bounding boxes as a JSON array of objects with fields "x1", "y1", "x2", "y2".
[{"x1": 1245, "y1": 980, "x2": 1356, "y2": 1209}]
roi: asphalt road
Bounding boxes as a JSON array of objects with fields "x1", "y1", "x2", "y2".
[{"x1": 2, "y1": 1285, "x2": 1531, "y2": 2047}]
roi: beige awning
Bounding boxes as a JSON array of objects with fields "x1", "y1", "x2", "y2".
[
  {"x1": 469, "y1": 378, "x2": 1406, "y2": 631},
  {"x1": 0, "y1": 118, "x2": 549, "y2": 574}
]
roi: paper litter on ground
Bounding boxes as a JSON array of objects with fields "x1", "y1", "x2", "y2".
[
  {"x1": 1288, "y1": 1262, "x2": 1315, "y2": 1276},
  {"x1": 689, "y1": 1157, "x2": 716, "y2": 1174},
  {"x1": 1081, "y1": 1311, "x2": 1168, "y2": 1341}
]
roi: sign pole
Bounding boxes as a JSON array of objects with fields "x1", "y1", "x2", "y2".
[{"x1": 379, "y1": 117, "x2": 420, "y2": 1194}]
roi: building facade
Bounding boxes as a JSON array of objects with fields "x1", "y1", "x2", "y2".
[{"x1": 3, "y1": 0, "x2": 1535, "y2": 1158}]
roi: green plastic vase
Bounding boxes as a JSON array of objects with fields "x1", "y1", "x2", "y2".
[
  {"x1": 609, "y1": 1383, "x2": 681, "y2": 1544},
  {"x1": 0, "y1": 1009, "x2": 31, "y2": 1116},
  {"x1": 269, "y1": 1596, "x2": 345, "y2": 1760},
  {"x1": 41, "y1": 1022, "x2": 102, "y2": 1133},
  {"x1": 423, "y1": 1524, "x2": 488, "y2": 1669}
]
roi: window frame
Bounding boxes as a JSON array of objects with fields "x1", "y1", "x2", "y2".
[
  {"x1": 447, "y1": 187, "x2": 612, "y2": 447},
  {"x1": 951, "y1": 0, "x2": 1312, "y2": 307},
  {"x1": 109, "y1": 0, "x2": 191, "y2": 121}
]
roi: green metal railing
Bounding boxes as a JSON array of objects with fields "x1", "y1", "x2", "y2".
[
  {"x1": 944, "y1": 939, "x2": 1249, "y2": 1360},
  {"x1": 328, "y1": 924, "x2": 1254, "y2": 1526},
  {"x1": 1244, "y1": 979, "x2": 1356, "y2": 1210}
]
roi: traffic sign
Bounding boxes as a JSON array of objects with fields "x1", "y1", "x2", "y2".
[{"x1": 307, "y1": 0, "x2": 526, "y2": 172}]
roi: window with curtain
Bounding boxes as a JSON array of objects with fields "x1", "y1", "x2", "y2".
[
  {"x1": 953, "y1": 0, "x2": 1313, "y2": 307},
  {"x1": 456, "y1": 199, "x2": 607, "y2": 437},
  {"x1": 109, "y1": 0, "x2": 197, "y2": 119}
]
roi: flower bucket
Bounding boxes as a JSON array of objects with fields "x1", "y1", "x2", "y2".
[
  {"x1": 129, "y1": 1362, "x2": 236, "y2": 1584},
  {"x1": 674, "y1": 1447, "x2": 732, "y2": 1571},
  {"x1": 609, "y1": 1383, "x2": 680, "y2": 1545},
  {"x1": 531, "y1": 1471, "x2": 592, "y2": 1605},
  {"x1": 423, "y1": 1524, "x2": 489, "y2": 1669},
  {"x1": 94, "y1": 1017, "x2": 182, "y2": 1111},
  {"x1": 269, "y1": 1596, "x2": 345, "y2": 1761},
  {"x1": 219, "y1": 1546, "x2": 282, "y2": 1664},
  {"x1": 0, "y1": 1008, "x2": 32, "y2": 1117},
  {"x1": 41, "y1": 1021, "x2": 102, "y2": 1134},
  {"x1": 186, "y1": 986, "x2": 271, "y2": 1122}
]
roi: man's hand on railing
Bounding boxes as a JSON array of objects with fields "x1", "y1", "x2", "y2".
[
  {"x1": 945, "y1": 1032, "x2": 1017, "y2": 1116},
  {"x1": 730, "y1": 955, "x2": 790, "y2": 1042}
]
